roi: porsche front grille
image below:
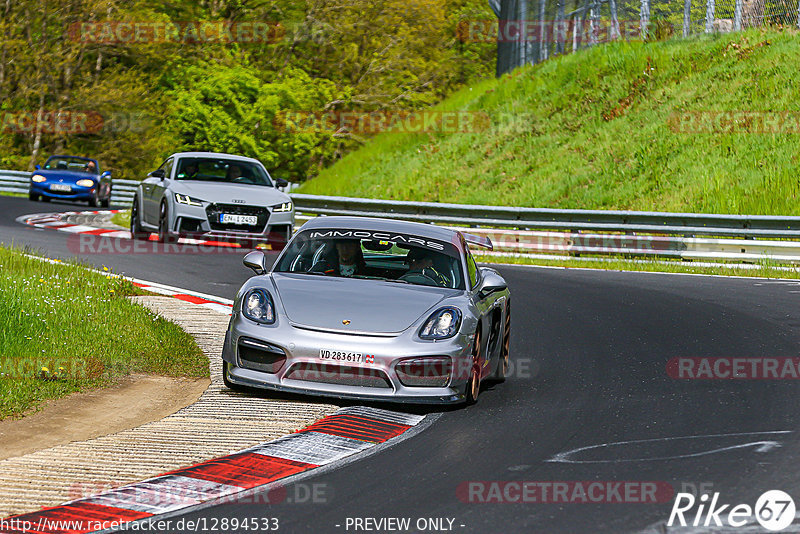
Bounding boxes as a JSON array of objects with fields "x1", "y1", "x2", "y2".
[{"x1": 285, "y1": 363, "x2": 393, "y2": 389}]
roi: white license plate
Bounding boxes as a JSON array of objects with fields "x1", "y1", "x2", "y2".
[
  {"x1": 219, "y1": 213, "x2": 258, "y2": 225},
  {"x1": 50, "y1": 184, "x2": 72, "y2": 192},
  {"x1": 318, "y1": 349, "x2": 364, "y2": 363}
]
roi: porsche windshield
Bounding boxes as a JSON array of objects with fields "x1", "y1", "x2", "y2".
[
  {"x1": 175, "y1": 157, "x2": 273, "y2": 186},
  {"x1": 275, "y1": 230, "x2": 465, "y2": 290}
]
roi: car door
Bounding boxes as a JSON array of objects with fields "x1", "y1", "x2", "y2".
[
  {"x1": 142, "y1": 157, "x2": 173, "y2": 224},
  {"x1": 465, "y1": 244, "x2": 500, "y2": 377}
]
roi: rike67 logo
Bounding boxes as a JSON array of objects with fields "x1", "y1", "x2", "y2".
[{"x1": 668, "y1": 490, "x2": 796, "y2": 531}]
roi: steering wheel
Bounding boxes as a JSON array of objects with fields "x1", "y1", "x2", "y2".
[{"x1": 399, "y1": 269, "x2": 441, "y2": 286}]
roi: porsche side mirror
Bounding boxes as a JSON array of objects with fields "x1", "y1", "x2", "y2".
[
  {"x1": 275, "y1": 178, "x2": 289, "y2": 188},
  {"x1": 149, "y1": 169, "x2": 165, "y2": 179},
  {"x1": 478, "y1": 269, "x2": 506, "y2": 299},
  {"x1": 243, "y1": 250, "x2": 267, "y2": 275}
]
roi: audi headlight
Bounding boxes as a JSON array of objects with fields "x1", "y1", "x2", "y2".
[
  {"x1": 419, "y1": 307, "x2": 461, "y2": 340},
  {"x1": 242, "y1": 288, "x2": 275, "y2": 324},
  {"x1": 175, "y1": 193, "x2": 203, "y2": 206},
  {"x1": 272, "y1": 202, "x2": 293, "y2": 213},
  {"x1": 76, "y1": 179, "x2": 95, "y2": 187},
  {"x1": 31, "y1": 175, "x2": 46, "y2": 183}
]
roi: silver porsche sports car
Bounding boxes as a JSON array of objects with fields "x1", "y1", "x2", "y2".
[
  {"x1": 222, "y1": 216, "x2": 511, "y2": 405},
  {"x1": 130, "y1": 152, "x2": 294, "y2": 244}
]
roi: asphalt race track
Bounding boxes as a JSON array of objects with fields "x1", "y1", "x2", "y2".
[{"x1": 3, "y1": 195, "x2": 800, "y2": 533}]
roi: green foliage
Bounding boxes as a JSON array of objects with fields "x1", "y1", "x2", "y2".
[{"x1": 0, "y1": 0, "x2": 495, "y2": 180}]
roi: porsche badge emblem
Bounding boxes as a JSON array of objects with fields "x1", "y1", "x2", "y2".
[{"x1": 342, "y1": 319, "x2": 351, "y2": 325}]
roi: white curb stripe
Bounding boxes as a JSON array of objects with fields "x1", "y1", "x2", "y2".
[
  {"x1": 248, "y1": 431, "x2": 373, "y2": 466},
  {"x1": 337, "y1": 406, "x2": 426, "y2": 426}
]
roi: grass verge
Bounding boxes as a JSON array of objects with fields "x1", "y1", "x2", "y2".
[
  {"x1": 299, "y1": 29, "x2": 800, "y2": 216},
  {"x1": 0, "y1": 245, "x2": 209, "y2": 420}
]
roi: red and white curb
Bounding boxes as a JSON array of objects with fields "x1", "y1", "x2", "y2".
[
  {"x1": 17, "y1": 211, "x2": 245, "y2": 249},
  {"x1": 0, "y1": 407, "x2": 425, "y2": 534}
]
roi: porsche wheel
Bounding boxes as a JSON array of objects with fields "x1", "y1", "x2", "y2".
[
  {"x1": 88, "y1": 189, "x2": 99, "y2": 208},
  {"x1": 466, "y1": 329, "x2": 482, "y2": 405},
  {"x1": 496, "y1": 300, "x2": 511, "y2": 383}
]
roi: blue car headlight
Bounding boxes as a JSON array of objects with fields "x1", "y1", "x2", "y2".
[
  {"x1": 76, "y1": 179, "x2": 95, "y2": 187},
  {"x1": 419, "y1": 307, "x2": 461, "y2": 340},
  {"x1": 242, "y1": 288, "x2": 275, "y2": 324},
  {"x1": 31, "y1": 175, "x2": 46, "y2": 183}
]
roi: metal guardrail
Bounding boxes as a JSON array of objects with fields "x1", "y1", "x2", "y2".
[
  {"x1": 289, "y1": 194, "x2": 800, "y2": 239},
  {"x1": 3, "y1": 170, "x2": 800, "y2": 264}
]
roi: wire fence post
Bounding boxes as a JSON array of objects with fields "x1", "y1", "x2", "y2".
[
  {"x1": 705, "y1": 0, "x2": 715, "y2": 32},
  {"x1": 572, "y1": 13, "x2": 579, "y2": 51},
  {"x1": 683, "y1": 0, "x2": 692, "y2": 36},
  {"x1": 555, "y1": 0, "x2": 566, "y2": 53},
  {"x1": 797, "y1": 0, "x2": 800, "y2": 27},
  {"x1": 539, "y1": 0, "x2": 548, "y2": 61},
  {"x1": 640, "y1": 0, "x2": 651, "y2": 38},
  {"x1": 734, "y1": 0, "x2": 743, "y2": 29},
  {"x1": 609, "y1": 0, "x2": 621, "y2": 39}
]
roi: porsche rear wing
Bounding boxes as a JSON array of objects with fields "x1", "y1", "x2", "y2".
[{"x1": 462, "y1": 232, "x2": 493, "y2": 251}]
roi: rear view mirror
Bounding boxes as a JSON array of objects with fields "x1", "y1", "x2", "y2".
[
  {"x1": 243, "y1": 250, "x2": 267, "y2": 275},
  {"x1": 101, "y1": 171, "x2": 111, "y2": 178},
  {"x1": 149, "y1": 169, "x2": 165, "y2": 179},
  {"x1": 275, "y1": 178, "x2": 289, "y2": 188},
  {"x1": 34, "y1": 164, "x2": 41, "y2": 170}
]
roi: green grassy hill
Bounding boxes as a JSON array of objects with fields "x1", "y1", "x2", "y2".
[{"x1": 298, "y1": 29, "x2": 800, "y2": 215}]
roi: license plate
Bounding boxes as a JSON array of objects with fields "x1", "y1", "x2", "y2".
[
  {"x1": 50, "y1": 184, "x2": 71, "y2": 192},
  {"x1": 219, "y1": 213, "x2": 258, "y2": 225},
  {"x1": 318, "y1": 349, "x2": 364, "y2": 363}
]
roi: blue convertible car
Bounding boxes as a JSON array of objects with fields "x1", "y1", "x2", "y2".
[{"x1": 29, "y1": 155, "x2": 113, "y2": 207}]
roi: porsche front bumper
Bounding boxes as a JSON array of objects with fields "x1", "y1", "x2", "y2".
[{"x1": 221, "y1": 311, "x2": 474, "y2": 405}]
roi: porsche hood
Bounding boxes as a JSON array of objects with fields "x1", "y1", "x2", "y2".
[{"x1": 270, "y1": 273, "x2": 453, "y2": 334}]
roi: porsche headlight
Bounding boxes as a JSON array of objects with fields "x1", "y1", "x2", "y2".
[
  {"x1": 242, "y1": 288, "x2": 275, "y2": 324},
  {"x1": 76, "y1": 179, "x2": 95, "y2": 187},
  {"x1": 419, "y1": 307, "x2": 461, "y2": 340},
  {"x1": 31, "y1": 175, "x2": 46, "y2": 183},
  {"x1": 272, "y1": 202, "x2": 293, "y2": 213},
  {"x1": 175, "y1": 193, "x2": 203, "y2": 206}
]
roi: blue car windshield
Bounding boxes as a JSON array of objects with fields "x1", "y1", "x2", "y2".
[
  {"x1": 275, "y1": 229, "x2": 465, "y2": 290},
  {"x1": 44, "y1": 157, "x2": 98, "y2": 174},
  {"x1": 175, "y1": 158, "x2": 273, "y2": 187}
]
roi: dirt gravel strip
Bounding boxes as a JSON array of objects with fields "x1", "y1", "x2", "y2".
[{"x1": 0, "y1": 296, "x2": 340, "y2": 518}]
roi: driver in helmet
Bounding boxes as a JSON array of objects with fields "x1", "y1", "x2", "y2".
[{"x1": 405, "y1": 248, "x2": 449, "y2": 287}]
